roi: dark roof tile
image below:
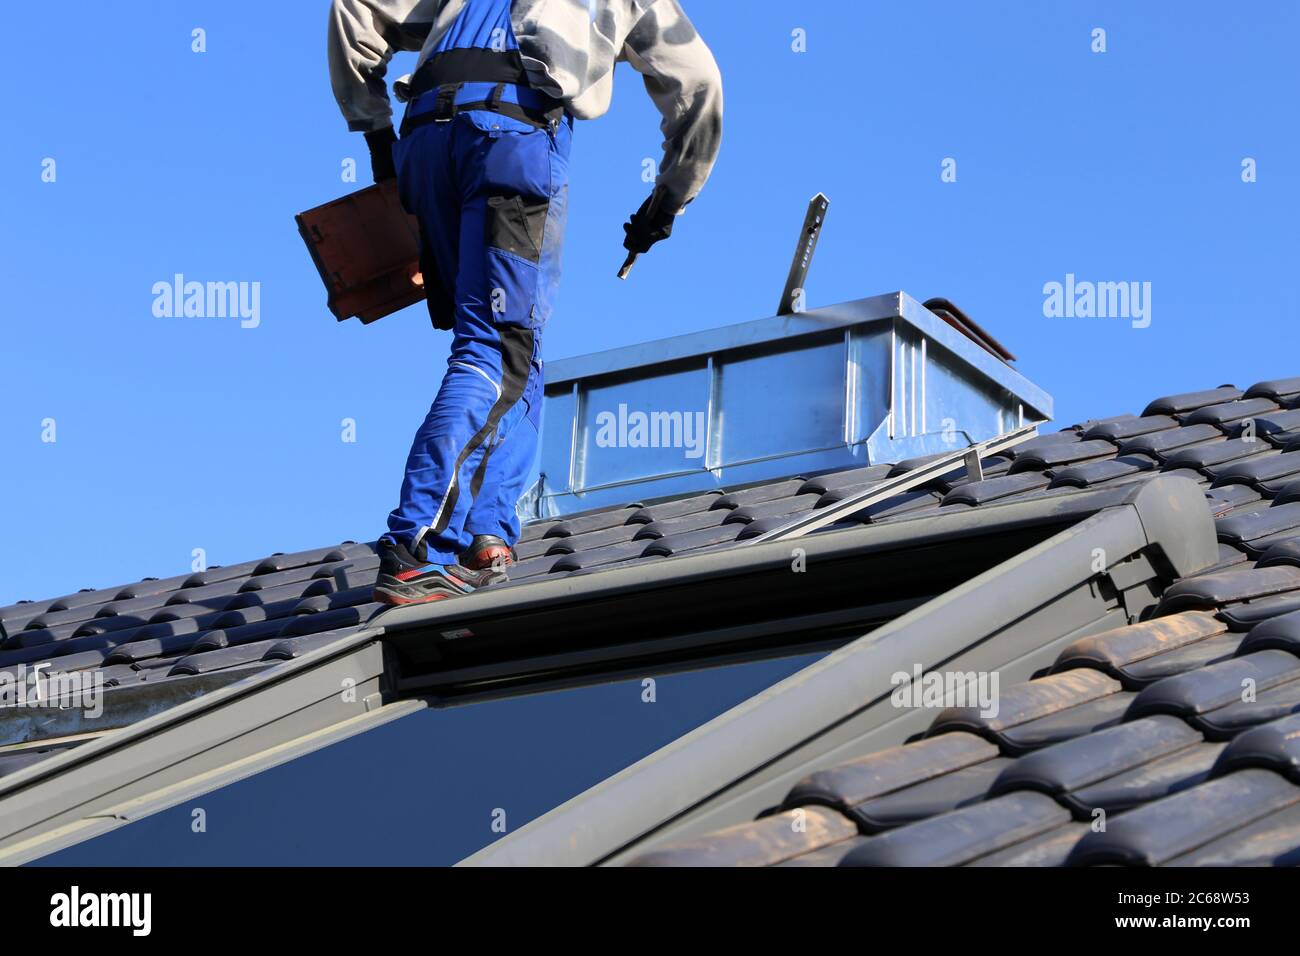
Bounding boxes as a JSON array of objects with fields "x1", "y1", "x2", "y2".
[
  {"x1": 1217, "y1": 592, "x2": 1300, "y2": 631},
  {"x1": 1067, "y1": 740, "x2": 1224, "y2": 816},
  {"x1": 1118, "y1": 423, "x2": 1223, "y2": 460},
  {"x1": 940, "y1": 473, "x2": 1051, "y2": 507},
  {"x1": 1229, "y1": 407, "x2": 1300, "y2": 441},
  {"x1": 712, "y1": 479, "x2": 809, "y2": 509},
  {"x1": 1155, "y1": 565, "x2": 1300, "y2": 613},
  {"x1": 1082, "y1": 415, "x2": 1177, "y2": 442},
  {"x1": 1119, "y1": 632, "x2": 1246, "y2": 684},
  {"x1": 810, "y1": 488, "x2": 941, "y2": 526},
  {"x1": 103, "y1": 631, "x2": 205, "y2": 666},
  {"x1": 628, "y1": 806, "x2": 858, "y2": 867},
  {"x1": 1258, "y1": 538, "x2": 1300, "y2": 570},
  {"x1": 1126, "y1": 650, "x2": 1300, "y2": 738},
  {"x1": 1007, "y1": 439, "x2": 1117, "y2": 474},
  {"x1": 1066, "y1": 769, "x2": 1300, "y2": 866},
  {"x1": 1212, "y1": 712, "x2": 1300, "y2": 783},
  {"x1": 266, "y1": 627, "x2": 365, "y2": 658},
  {"x1": 988, "y1": 715, "x2": 1203, "y2": 808},
  {"x1": 1142, "y1": 386, "x2": 1242, "y2": 417},
  {"x1": 784, "y1": 732, "x2": 999, "y2": 811},
  {"x1": 1274, "y1": 478, "x2": 1300, "y2": 505},
  {"x1": 772, "y1": 837, "x2": 870, "y2": 867},
  {"x1": 641, "y1": 523, "x2": 745, "y2": 557},
  {"x1": 887, "y1": 450, "x2": 965, "y2": 476},
  {"x1": 1049, "y1": 455, "x2": 1156, "y2": 489},
  {"x1": 634, "y1": 510, "x2": 730, "y2": 539},
  {"x1": 927, "y1": 669, "x2": 1122, "y2": 750},
  {"x1": 1244, "y1": 376, "x2": 1300, "y2": 404},
  {"x1": 838, "y1": 758, "x2": 1014, "y2": 832},
  {"x1": 1167, "y1": 801, "x2": 1300, "y2": 865},
  {"x1": 537, "y1": 507, "x2": 641, "y2": 538},
  {"x1": 796, "y1": 464, "x2": 894, "y2": 496},
  {"x1": 997, "y1": 690, "x2": 1136, "y2": 753},
  {"x1": 963, "y1": 822, "x2": 1089, "y2": 866},
  {"x1": 1216, "y1": 503, "x2": 1300, "y2": 556},
  {"x1": 1182, "y1": 397, "x2": 1280, "y2": 429},
  {"x1": 538, "y1": 522, "x2": 640, "y2": 555},
  {"x1": 721, "y1": 494, "x2": 824, "y2": 524},
  {"x1": 169, "y1": 641, "x2": 281, "y2": 676},
  {"x1": 190, "y1": 618, "x2": 292, "y2": 653},
  {"x1": 550, "y1": 540, "x2": 651, "y2": 572},
  {"x1": 1204, "y1": 484, "x2": 1264, "y2": 517},
  {"x1": 1195, "y1": 680, "x2": 1300, "y2": 739},
  {"x1": 1162, "y1": 437, "x2": 1269, "y2": 474},
  {"x1": 279, "y1": 603, "x2": 376, "y2": 637},
  {"x1": 626, "y1": 493, "x2": 725, "y2": 524},
  {"x1": 250, "y1": 543, "x2": 375, "y2": 576},
  {"x1": 1007, "y1": 431, "x2": 1085, "y2": 457},
  {"x1": 1238, "y1": 610, "x2": 1300, "y2": 656},
  {"x1": 1050, "y1": 612, "x2": 1229, "y2": 689},
  {"x1": 839, "y1": 792, "x2": 1070, "y2": 867}
]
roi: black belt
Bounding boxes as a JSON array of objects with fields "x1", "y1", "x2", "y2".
[
  {"x1": 408, "y1": 48, "x2": 526, "y2": 99},
  {"x1": 400, "y1": 81, "x2": 567, "y2": 137}
]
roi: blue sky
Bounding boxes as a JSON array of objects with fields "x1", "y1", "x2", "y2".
[{"x1": 5, "y1": 0, "x2": 1299, "y2": 863}]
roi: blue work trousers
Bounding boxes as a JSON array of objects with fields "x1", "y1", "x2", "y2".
[{"x1": 388, "y1": 86, "x2": 571, "y2": 562}]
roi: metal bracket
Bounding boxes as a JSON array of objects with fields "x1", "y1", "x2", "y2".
[{"x1": 776, "y1": 193, "x2": 829, "y2": 316}]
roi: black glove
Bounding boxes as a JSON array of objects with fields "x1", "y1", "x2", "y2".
[
  {"x1": 622, "y1": 192, "x2": 677, "y2": 255},
  {"x1": 364, "y1": 127, "x2": 398, "y2": 183}
]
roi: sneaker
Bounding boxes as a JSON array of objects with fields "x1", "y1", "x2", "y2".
[
  {"x1": 373, "y1": 536, "x2": 506, "y2": 606},
  {"x1": 460, "y1": 534, "x2": 517, "y2": 572}
]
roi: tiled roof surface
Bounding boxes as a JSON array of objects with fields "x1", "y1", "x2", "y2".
[
  {"x1": 622, "y1": 376, "x2": 1300, "y2": 867},
  {"x1": 0, "y1": 542, "x2": 388, "y2": 778},
  {"x1": 6, "y1": 373, "x2": 1300, "y2": 862}
]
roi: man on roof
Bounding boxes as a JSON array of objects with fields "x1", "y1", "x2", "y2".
[{"x1": 328, "y1": 0, "x2": 723, "y2": 605}]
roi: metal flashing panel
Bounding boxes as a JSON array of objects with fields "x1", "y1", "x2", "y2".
[{"x1": 533, "y1": 292, "x2": 1053, "y2": 517}]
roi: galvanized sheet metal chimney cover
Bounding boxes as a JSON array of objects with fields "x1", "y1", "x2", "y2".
[{"x1": 526, "y1": 292, "x2": 1053, "y2": 518}]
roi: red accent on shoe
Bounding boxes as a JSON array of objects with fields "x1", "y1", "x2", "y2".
[{"x1": 468, "y1": 545, "x2": 513, "y2": 570}]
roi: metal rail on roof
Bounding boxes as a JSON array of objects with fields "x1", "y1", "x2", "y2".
[{"x1": 746, "y1": 421, "x2": 1042, "y2": 543}]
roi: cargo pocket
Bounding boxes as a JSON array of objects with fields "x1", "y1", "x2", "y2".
[
  {"x1": 485, "y1": 193, "x2": 550, "y2": 328},
  {"x1": 486, "y1": 194, "x2": 549, "y2": 263}
]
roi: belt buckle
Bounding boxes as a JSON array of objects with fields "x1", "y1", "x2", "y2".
[{"x1": 433, "y1": 84, "x2": 459, "y2": 123}]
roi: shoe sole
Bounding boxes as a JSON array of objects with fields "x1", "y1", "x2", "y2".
[
  {"x1": 372, "y1": 571, "x2": 470, "y2": 607},
  {"x1": 372, "y1": 587, "x2": 452, "y2": 607}
]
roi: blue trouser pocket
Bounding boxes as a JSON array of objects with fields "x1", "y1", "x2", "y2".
[{"x1": 462, "y1": 110, "x2": 567, "y2": 330}]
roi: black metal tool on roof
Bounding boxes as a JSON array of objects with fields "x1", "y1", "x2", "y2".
[{"x1": 777, "y1": 193, "x2": 829, "y2": 316}]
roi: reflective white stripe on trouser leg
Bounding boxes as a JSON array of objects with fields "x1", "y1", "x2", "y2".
[
  {"x1": 451, "y1": 361, "x2": 503, "y2": 400},
  {"x1": 428, "y1": 361, "x2": 504, "y2": 532},
  {"x1": 410, "y1": 524, "x2": 431, "y2": 556}
]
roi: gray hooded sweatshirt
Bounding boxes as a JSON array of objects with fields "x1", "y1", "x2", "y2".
[{"x1": 328, "y1": 0, "x2": 723, "y2": 212}]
